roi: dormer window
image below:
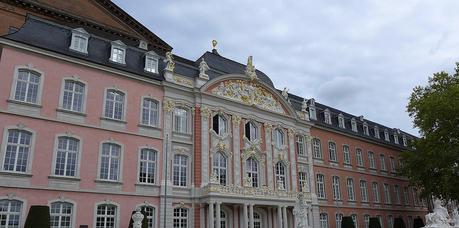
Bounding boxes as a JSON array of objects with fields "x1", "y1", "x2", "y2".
[
  {"x1": 394, "y1": 132, "x2": 399, "y2": 144},
  {"x1": 351, "y1": 118, "x2": 357, "y2": 132},
  {"x1": 363, "y1": 122, "x2": 369, "y2": 135},
  {"x1": 110, "y1": 40, "x2": 126, "y2": 64},
  {"x1": 402, "y1": 135, "x2": 407, "y2": 147},
  {"x1": 384, "y1": 129, "x2": 390, "y2": 141},
  {"x1": 144, "y1": 51, "x2": 159, "y2": 73},
  {"x1": 374, "y1": 126, "x2": 380, "y2": 139},
  {"x1": 324, "y1": 109, "x2": 331, "y2": 125},
  {"x1": 338, "y1": 114, "x2": 345, "y2": 128},
  {"x1": 309, "y1": 99, "x2": 317, "y2": 120},
  {"x1": 69, "y1": 28, "x2": 89, "y2": 54}
]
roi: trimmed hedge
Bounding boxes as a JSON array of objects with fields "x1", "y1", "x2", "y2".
[
  {"x1": 369, "y1": 217, "x2": 382, "y2": 228},
  {"x1": 342, "y1": 216, "x2": 356, "y2": 228},
  {"x1": 128, "y1": 210, "x2": 149, "y2": 228},
  {"x1": 24, "y1": 205, "x2": 50, "y2": 228},
  {"x1": 394, "y1": 217, "x2": 406, "y2": 228}
]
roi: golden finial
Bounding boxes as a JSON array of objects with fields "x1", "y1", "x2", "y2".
[{"x1": 212, "y1": 40, "x2": 218, "y2": 49}]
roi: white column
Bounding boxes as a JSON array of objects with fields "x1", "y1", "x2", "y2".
[
  {"x1": 233, "y1": 116, "x2": 241, "y2": 186},
  {"x1": 243, "y1": 204, "x2": 248, "y2": 228},
  {"x1": 209, "y1": 202, "x2": 214, "y2": 228},
  {"x1": 200, "y1": 205, "x2": 205, "y2": 228},
  {"x1": 282, "y1": 206, "x2": 288, "y2": 228},
  {"x1": 249, "y1": 204, "x2": 254, "y2": 228},
  {"x1": 267, "y1": 208, "x2": 272, "y2": 228},
  {"x1": 216, "y1": 202, "x2": 221, "y2": 228},
  {"x1": 277, "y1": 205, "x2": 282, "y2": 228}
]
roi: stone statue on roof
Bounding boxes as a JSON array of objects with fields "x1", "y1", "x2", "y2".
[
  {"x1": 282, "y1": 87, "x2": 289, "y2": 99},
  {"x1": 245, "y1": 56, "x2": 258, "y2": 81},
  {"x1": 165, "y1": 51, "x2": 175, "y2": 72},
  {"x1": 199, "y1": 58, "x2": 210, "y2": 80}
]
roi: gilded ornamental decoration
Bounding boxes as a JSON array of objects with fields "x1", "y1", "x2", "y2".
[{"x1": 210, "y1": 80, "x2": 286, "y2": 114}]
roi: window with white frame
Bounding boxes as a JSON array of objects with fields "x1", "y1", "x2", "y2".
[
  {"x1": 275, "y1": 162, "x2": 287, "y2": 190},
  {"x1": 374, "y1": 126, "x2": 380, "y2": 139},
  {"x1": 95, "y1": 204, "x2": 117, "y2": 228},
  {"x1": 360, "y1": 180, "x2": 368, "y2": 202},
  {"x1": 402, "y1": 135, "x2": 407, "y2": 146},
  {"x1": 372, "y1": 182, "x2": 380, "y2": 203},
  {"x1": 332, "y1": 176, "x2": 341, "y2": 200},
  {"x1": 245, "y1": 121, "x2": 258, "y2": 141},
  {"x1": 144, "y1": 52, "x2": 159, "y2": 73},
  {"x1": 299, "y1": 171, "x2": 309, "y2": 192},
  {"x1": 309, "y1": 99, "x2": 317, "y2": 120},
  {"x1": 104, "y1": 89, "x2": 125, "y2": 120},
  {"x1": 141, "y1": 98, "x2": 159, "y2": 127},
  {"x1": 212, "y1": 114, "x2": 227, "y2": 136},
  {"x1": 316, "y1": 174, "x2": 326, "y2": 199},
  {"x1": 335, "y1": 213, "x2": 343, "y2": 228},
  {"x1": 213, "y1": 152, "x2": 227, "y2": 186},
  {"x1": 139, "y1": 148, "x2": 157, "y2": 184},
  {"x1": 328, "y1": 141, "x2": 337, "y2": 162},
  {"x1": 364, "y1": 214, "x2": 370, "y2": 228},
  {"x1": 363, "y1": 122, "x2": 369, "y2": 135},
  {"x1": 384, "y1": 129, "x2": 390, "y2": 141},
  {"x1": 246, "y1": 158, "x2": 259, "y2": 188},
  {"x1": 173, "y1": 154, "x2": 188, "y2": 187},
  {"x1": 368, "y1": 151, "x2": 376, "y2": 169},
  {"x1": 377, "y1": 216, "x2": 383, "y2": 228},
  {"x1": 320, "y1": 213, "x2": 329, "y2": 228},
  {"x1": 394, "y1": 185, "x2": 401, "y2": 205},
  {"x1": 54, "y1": 136, "x2": 79, "y2": 177},
  {"x1": 403, "y1": 187, "x2": 410, "y2": 205},
  {"x1": 273, "y1": 128, "x2": 284, "y2": 148},
  {"x1": 390, "y1": 157, "x2": 396, "y2": 173},
  {"x1": 384, "y1": 183, "x2": 391, "y2": 204},
  {"x1": 99, "y1": 143, "x2": 121, "y2": 181},
  {"x1": 296, "y1": 135, "x2": 306, "y2": 156},
  {"x1": 313, "y1": 138, "x2": 322, "y2": 159},
  {"x1": 50, "y1": 201, "x2": 73, "y2": 228},
  {"x1": 347, "y1": 178, "x2": 355, "y2": 201},
  {"x1": 13, "y1": 69, "x2": 41, "y2": 104},
  {"x1": 109, "y1": 40, "x2": 126, "y2": 64},
  {"x1": 173, "y1": 107, "x2": 189, "y2": 133},
  {"x1": 380, "y1": 154, "x2": 386, "y2": 171},
  {"x1": 356, "y1": 148, "x2": 364, "y2": 167},
  {"x1": 61, "y1": 80, "x2": 85, "y2": 113},
  {"x1": 0, "y1": 199, "x2": 22, "y2": 227},
  {"x1": 173, "y1": 207, "x2": 188, "y2": 228},
  {"x1": 3, "y1": 129, "x2": 32, "y2": 173},
  {"x1": 338, "y1": 114, "x2": 345, "y2": 128},
  {"x1": 69, "y1": 28, "x2": 89, "y2": 54},
  {"x1": 394, "y1": 133, "x2": 399, "y2": 144},
  {"x1": 140, "y1": 205, "x2": 155, "y2": 228},
  {"x1": 343, "y1": 145, "x2": 351, "y2": 164},
  {"x1": 324, "y1": 109, "x2": 331, "y2": 124},
  {"x1": 351, "y1": 118, "x2": 357, "y2": 132}
]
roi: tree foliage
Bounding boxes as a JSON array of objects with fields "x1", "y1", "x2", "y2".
[{"x1": 401, "y1": 62, "x2": 459, "y2": 202}]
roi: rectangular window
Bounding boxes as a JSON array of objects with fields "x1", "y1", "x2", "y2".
[
  {"x1": 50, "y1": 202, "x2": 73, "y2": 228},
  {"x1": 320, "y1": 213, "x2": 328, "y2": 228},
  {"x1": 374, "y1": 127, "x2": 380, "y2": 139},
  {"x1": 3, "y1": 129, "x2": 32, "y2": 172},
  {"x1": 338, "y1": 115, "x2": 345, "y2": 128},
  {"x1": 62, "y1": 80, "x2": 85, "y2": 113},
  {"x1": 343, "y1": 145, "x2": 351, "y2": 164},
  {"x1": 394, "y1": 185, "x2": 401, "y2": 205},
  {"x1": 372, "y1": 182, "x2": 380, "y2": 203},
  {"x1": 296, "y1": 136, "x2": 306, "y2": 156},
  {"x1": 54, "y1": 136, "x2": 79, "y2": 177},
  {"x1": 316, "y1": 174, "x2": 326, "y2": 199},
  {"x1": 139, "y1": 149, "x2": 157, "y2": 184},
  {"x1": 384, "y1": 184, "x2": 392, "y2": 204},
  {"x1": 363, "y1": 124, "x2": 369, "y2": 135},
  {"x1": 141, "y1": 99, "x2": 159, "y2": 127},
  {"x1": 332, "y1": 176, "x2": 341, "y2": 200},
  {"x1": 404, "y1": 187, "x2": 410, "y2": 205},
  {"x1": 104, "y1": 90, "x2": 125, "y2": 120},
  {"x1": 329, "y1": 142, "x2": 337, "y2": 162},
  {"x1": 351, "y1": 119, "x2": 357, "y2": 132},
  {"x1": 364, "y1": 215, "x2": 370, "y2": 228},
  {"x1": 347, "y1": 178, "x2": 355, "y2": 201},
  {"x1": 384, "y1": 130, "x2": 390, "y2": 141},
  {"x1": 96, "y1": 204, "x2": 117, "y2": 228},
  {"x1": 173, "y1": 208, "x2": 188, "y2": 228},
  {"x1": 69, "y1": 28, "x2": 89, "y2": 54},
  {"x1": 380, "y1": 154, "x2": 386, "y2": 171},
  {"x1": 145, "y1": 56, "x2": 158, "y2": 73},
  {"x1": 99, "y1": 143, "x2": 121, "y2": 181},
  {"x1": 368, "y1": 151, "x2": 376, "y2": 169},
  {"x1": 14, "y1": 69, "x2": 41, "y2": 104},
  {"x1": 111, "y1": 48, "x2": 125, "y2": 63},
  {"x1": 313, "y1": 138, "x2": 322, "y2": 159},
  {"x1": 360, "y1": 180, "x2": 368, "y2": 202},
  {"x1": 173, "y1": 154, "x2": 187, "y2": 186},
  {"x1": 173, "y1": 108, "x2": 188, "y2": 133},
  {"x1": 356, "y1": 149, "x2": 364, "y2": 167},
  {"x1": 299, "y1": 171, "x2": 309, "y2": 192},
  {"x1": 390, "y1": 157, "x2": 397, "y2": 173}
]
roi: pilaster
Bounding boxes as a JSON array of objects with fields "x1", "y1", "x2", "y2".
[
  {"x1": 264, "y1": 123, "x2": 274, "y2": 189},
  {"x1": 233, "y1": 115, "x2": 242, "y2": 186}
]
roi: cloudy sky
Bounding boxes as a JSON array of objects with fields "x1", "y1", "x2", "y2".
[{"x1": 113, "y1": 0, "x2": 459, "y2": 135}]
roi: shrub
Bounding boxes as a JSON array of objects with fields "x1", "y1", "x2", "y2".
[
  {"x1": 341, "y1": 216, "x2": 356, "y2": 228},
  {"x1": 413, "y1": 217, "x2": 425, "y2": 228},
  {"x1": 394, "y1": 217, "x2": 406, "y2": 228},
  {"x1": 24, "y1": 205, "x2": 50, "y2": 228},
  {"x1": 128, "y1": 210, "x2": 149, "y2": 228},
  {"x1": 369, "y1": 217, "x2": 382, "y2": 228}
]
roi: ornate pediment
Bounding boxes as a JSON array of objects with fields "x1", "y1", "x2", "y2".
[{"x1": 210, "y1": 80, "x2": 286, "y2": 114}]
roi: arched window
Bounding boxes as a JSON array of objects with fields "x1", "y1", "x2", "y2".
[
  {"x1": 99, "y1": 143, "x2": 121, "y2": 181},
  {"x1": 173, "y1": 207, "x2": 188, "y2": 228},
  {"x1": 275, "y1": 162, "x2": 286, "y2": 190},
  {"x1": 54, "y1": 136, "x2": 80, "y2": 177},
  {"x1": 0, "y1": 199, "x2": 23, "y2": 227},
  {"x1": 61, "y1": 80, "x2": 85, "y2": 113},
  {"x1": 212, "y1": 114, "x2": 227, "y2": 135},
  {"x1": 173, "y1": 154, "x2": 188, "y2": 187},
  {"x1": 50, "y1": 201, "x2": 74, "y2": 228},
  {"x1": 312, "y1": 138, "x2": 322, "y2": 159},
  {"x1": 173, "y1": 107, "x2": 189, "y2": 133},
  {"x1": 95, "y1": 204, "x2": 117, "y2": 228},
  {"x1": 13, "y1": 69, "x2": 41, "y2": 104},
  {"x1": 332, "y1": 176, "x2": 341, "y2": 200},
  {"x1": 316, "y1": 174, "x2": 326, "y2": 199},
  {"x1": 246, "y1": 158, "x2": 259, "y2": 188},
  {"x1": 347, "y1": 178, "x2": 355, "y2": 201},
  {"x1": 328, "y1": 141, "x2": 337, "y2": 162},
  {"x1": 335, "y1": 213, "x2": 343, "y2": 228},
  {"x1": 273, "y1": 129, "x2": 284, "y2": 148},
  {"x1": 245, "y1": 121, "x2": 258, "y2": 141},
  {"x1": 140, "y1": 205, "x2": 155, "y2": 228},
  {"x1": 343, "y1": 145, "x2": 351, "y2": 164},
  {"x1": 141, "y1": 98, "x2": 159, "y2": 127},
  {"x1": 104, "y1": 89, "x2": 125, "y2": 120},
  {"x1": 364, "y1": 214, "x2": 370, "y2": 228},
  {"x1": 213, "y1": 152, "x2": 227, "y2": 185},
  {"x1": 139, "y1": 148, "x2": 157, "y2": 184},
  {"x1": 320, "y1": 213, "x2": 329, "y2": 228},
  {"x1": 253, "y1": 212, "x2": 261, "y2": 228},
  {"x1": 3, "y1": 129, "x2": 33, "y2": 173}
]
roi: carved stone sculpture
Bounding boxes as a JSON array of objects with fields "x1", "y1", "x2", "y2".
[
  {"x1": 424, "y1": 199, "x2": 451, "y2": 227},
  {"x1": 294, "y1": 192, "x2": 310, "y2": 228},
  {"x1": 244, "y1": 174, "x2": 253, "y2": 187},
  {"x1": 282, "y1": 87, "x2": 289, "y2": 99},
  {"x1": 245, "y1": 56, "x2": 258, "y2": 80},
  {"x1": 132, "y1": 207, "x2": 144, "y2": 228},
  {"x1": 199, "y1": 58, "x2": 210, "y2": 80},
  {"x1": 165, "y1": 51, "x2": 175, "y2": 72},
  {"x1": 451, "y1": 208, "x2": 459, "y2": 228},
  {"x1": 210, "y1": 171, "x2": 220, "y2": 184}
]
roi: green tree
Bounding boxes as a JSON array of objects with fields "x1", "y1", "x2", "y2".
[{"x1": 402, "y1": 62, "x2": 459, "y2": 202}]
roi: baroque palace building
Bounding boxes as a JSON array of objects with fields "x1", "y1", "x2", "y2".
[{"x1": 0, "y1": 0, "x2": 426, "y2": 228}]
